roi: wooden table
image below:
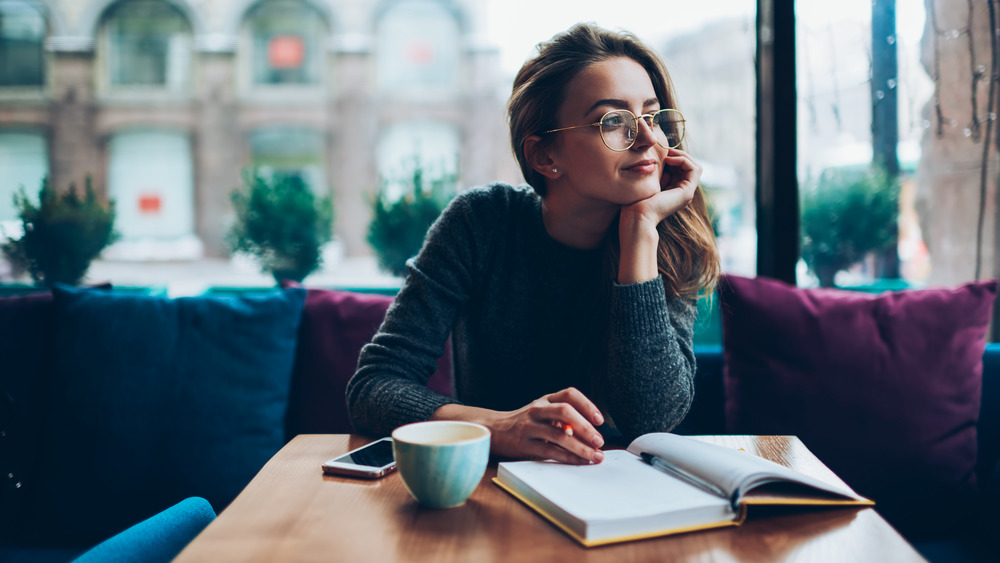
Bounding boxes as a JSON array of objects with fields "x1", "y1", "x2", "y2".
[{"x1": 174, "y1": 435, "x2": 926, "y2": 562}]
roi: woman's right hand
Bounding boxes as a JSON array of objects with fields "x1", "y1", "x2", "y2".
[{"x1": 431, "y1": 387, "x2": 606, "y2": 464}]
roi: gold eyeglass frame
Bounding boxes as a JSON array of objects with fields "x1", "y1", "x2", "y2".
[{"x1": 542, "y1": 108, "x2": 686, "y2": 152}]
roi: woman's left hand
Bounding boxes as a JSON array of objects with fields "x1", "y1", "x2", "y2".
[
  {"x1": 617, "y1": 148, "x2": 703, "y2": 284},
  {"x1": 625, "y1": 148, "x2": 702, "y2": 227}
]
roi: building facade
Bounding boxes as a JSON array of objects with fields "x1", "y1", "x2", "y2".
[{"x1": 0, "y1": 0, "x2": 518, "y2": 259}]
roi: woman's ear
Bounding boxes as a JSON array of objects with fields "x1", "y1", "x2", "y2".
[{"x1": 523, "y1": 135, "x2": 560, "y2": 179}]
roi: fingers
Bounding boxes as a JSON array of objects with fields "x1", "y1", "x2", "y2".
[
  {"x1": 520, "y1": 389, "x2": 605, "y2": 464},
  {"x1": 547, "y1": 387, "x2": 604, "y2": 427},
  {"x1": 661, "y1": 148, "x2": 702, "y2": 193},
  {"x1": 542, "y1": 389, "x2": 604, "y2": 449},
  {"x1": 488, "y1": 388, "x2": 607, "y2": 464},
  {"x1": 531, "y1": 402, "x2": 604, "y2": 451},
  {"x1": 522, "y1": 435, "x2": 605, "y2": 465}
]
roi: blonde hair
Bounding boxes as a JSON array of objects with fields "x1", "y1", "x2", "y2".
[{"x1": 507, "y1": 23, "x2": 720, "y2": 297}]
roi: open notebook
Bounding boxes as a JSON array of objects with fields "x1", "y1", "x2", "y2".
[{"x1": 494, "y1": 433, "x2": 872, "y2": 547}]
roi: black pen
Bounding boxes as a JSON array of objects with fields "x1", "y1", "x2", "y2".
[{"x1": 639, "y1": 452, "x2": 734, "y2": 508}]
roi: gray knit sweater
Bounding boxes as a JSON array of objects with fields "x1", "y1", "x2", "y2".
[{"x1": 346, "y1": 183, "x2": 697, "y2": 439}]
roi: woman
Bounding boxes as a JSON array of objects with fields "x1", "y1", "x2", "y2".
[{"x1": 347, "y1": 23, "x2": 719, "y2": 465}]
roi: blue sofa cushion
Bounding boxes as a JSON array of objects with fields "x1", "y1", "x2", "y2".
[
  {"x1": 73, "y1": 497, "x2": 216, "y2": 563},
  {"x1": 672, "y1": 345, "x2": 726, "y2": 435},
  {"x1": 978, "y1": 345, "x2": 1000, "y2": 486},
  {"x1": 0, "y1": 292, "x2": 54, "y2": 540},
  {"x1": 24, "y1": 286, "x2": 306, "y2": 547}
]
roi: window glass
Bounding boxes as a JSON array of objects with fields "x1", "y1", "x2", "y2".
[
  {"x1": 0, "y1": 130, "x2": 47, "y2": 223},
  {"x1": 250, "y1": 127, "x2": 326, "y2": 192},
  {"x1": 377, "y1": 121, "x2": 459, "y2": 201},
  {"x1": 248, "y1": 0, "x2": 325, "y2": 85},
  {"x1": 102, "y1": 0, "x2": 192, "y2": 90},
  {"x1": 796, "y1": 1, "x2": 931, "y2": 289},
  {"x1": 0, "y1": 0, "x2": 45, "y2": 86},
  {"x1": 108, "y1": 129, "x2": 195, "y2": 240},
  {"x1": 660, "y1": 17, "x2": 757, "y2": 279},
  {"x1": 377, "y1": 0, "x2": 460, "y2": 94}
]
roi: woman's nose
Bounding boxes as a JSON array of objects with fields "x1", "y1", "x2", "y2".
[{"x1": 631, "y1": 116, "x2": 658, "y2": 149}]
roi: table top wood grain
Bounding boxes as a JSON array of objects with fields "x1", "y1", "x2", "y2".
[{"x1": 174, "y1": 434, "x2": 925, "y2": 562}]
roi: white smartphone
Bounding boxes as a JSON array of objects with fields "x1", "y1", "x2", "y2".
[{"x1": 322, "y1": 437, "x2": 396, "y2": 478}]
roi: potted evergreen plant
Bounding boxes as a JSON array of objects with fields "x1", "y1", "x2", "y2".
[
  {"x1": 800, "y1": 166, "x2": 898, "y2": 287},
  {"x1": 1, "y1": 176, "x2": 118, "y2": 288},
  {"x1": 367, "y1": 160, "x2": 456, "y2": 278},
  {"x1": 227, "y1": 170, "x2": 334, "y2": 284}
]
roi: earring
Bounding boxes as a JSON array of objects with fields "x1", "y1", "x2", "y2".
[{"x1": 552, "y1": 168, "x2": 558, "y2": 174}]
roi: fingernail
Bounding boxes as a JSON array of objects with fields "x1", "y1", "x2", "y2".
[
  {"x1": 593, "y1": 411, "x2": 604, "y2": 425},
  {"x1": 592, "y1": 435, "x2": 604, "y2": 448},
  {"x1": 592, "y1": 450, "x2": 604, "y2": 463}
]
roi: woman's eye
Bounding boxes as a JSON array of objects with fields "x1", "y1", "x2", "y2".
[{"x1": 604, "y1": 115, "x2": 625, "y2": 128}]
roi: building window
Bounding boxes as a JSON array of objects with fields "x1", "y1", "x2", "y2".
[
  {"x1": 0, "y1": 0, "x2": 45, "y2": 87},
  {"x1": 246, "y1": 0, "x2": 325, "y2": 86},
  {"x1": 101, "y1": 0, "x2": 192, "y2": 90},
  {"x1": 795, "y1": 2, "x2": 929, "y2": 289},
  {"x1": 376, "y1": 0, "x2": 459, "y2": 95},
  {"x1": 0, "y1": 129, "x2": 47, "y2": 222},
  {"x1": 250, "y1": 127, "x2": 326, "y2": 191},
  {"x1": 108, "y1": 129, "x2": 195, "y2": 241},
  {"x1": 377, "y1": 121, "x2": 459, "y2": 200}
]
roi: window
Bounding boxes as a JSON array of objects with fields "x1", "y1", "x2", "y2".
[
  {"x1": 101, "y1": 0, "x2": 192, "y2": 90},
  {"x1": 250, "y1": 127, "x2": 326, "y2": 192},
  {"x1": 246, "y1": 0, "x2": 325, "y2": 86},
  {"x1": 0, "y1": 129, "x2": 47, "y2": 222},
  {"x1": 107, "y1": 129, "x2": 195, "y2": 244},
  {"x1": 796, "y1": 1, "x2": 930, "y2": 289},
  {"x1": 0, "y1": 0, "x2": 45, "y2": 87},
  {"x1": 376, "y1": 0, "x2": 460, "y2": 95},
  {"x1": 661, "y1": 15, "x2": 757, "y2": 279},
  {"x1": 377, "y1": 121, "x2": 459, "y2": 200}
]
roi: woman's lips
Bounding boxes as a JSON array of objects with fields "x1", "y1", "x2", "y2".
[{"x1": 622, "y1": 160, "x2": 657, "y2": 175}]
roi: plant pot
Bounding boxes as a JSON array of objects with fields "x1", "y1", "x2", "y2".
[{"x1": 271, "y1": 266, "x2": 312, "y2": 285}]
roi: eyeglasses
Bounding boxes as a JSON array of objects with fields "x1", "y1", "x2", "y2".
[{"x1": 543, "y1": 108, "x2": 686, "y2": 152}]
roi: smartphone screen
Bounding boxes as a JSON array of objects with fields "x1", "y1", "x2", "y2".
[
  {"x1": 332, "y1": 439, "x2": 394, "y2": 468},
  {"x1": 322, "y1": 438, "x2": 396, "y2": 478}
]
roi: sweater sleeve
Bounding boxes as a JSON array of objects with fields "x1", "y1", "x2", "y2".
[
  {"x1": 346, "y1": 186, "x2": 504, "y2": 436},
  {"x1": 605, "y1": 277, "x2": 697, "y2": 438}
]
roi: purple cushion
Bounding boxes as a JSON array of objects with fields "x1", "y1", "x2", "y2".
[
  {"x1": 285, "y1": 289, "x2": 453, "y2": 439},
  {"x1": 720, "y1": 274, "x2": 997, "y2": 503}
]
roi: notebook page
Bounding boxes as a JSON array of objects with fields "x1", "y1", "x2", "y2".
[
  {"x1": 627, "y1": 433, "x2": 862, "y2": 502},
  {"x1": 499, "y1": 450, "x2": 733, "y2": 522}
]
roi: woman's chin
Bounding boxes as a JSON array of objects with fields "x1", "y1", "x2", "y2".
[{"x1": 619, "y1": 183, "x2": 662, "y2": 205}]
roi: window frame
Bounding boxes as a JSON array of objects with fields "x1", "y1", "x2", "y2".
[
  {"x1": 755, "y1": 0, "x2": 798, "y2": 285},
  {"x1": 95, "y1": 0, "x2": 195, "y2": 99},
  {"x1": 238, "y1": 0, "x2": 329, "y2": 100},
  {"x1": 0, "y1": 0, "x2": 48, "y2": 91}
]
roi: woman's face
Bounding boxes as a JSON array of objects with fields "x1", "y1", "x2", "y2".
[{"x1": 548, "y1": 57, "x2": 668, "y2": 207}]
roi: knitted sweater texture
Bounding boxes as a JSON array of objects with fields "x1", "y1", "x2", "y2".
[{"x1": 346, "y1": 183, "x2": 697, "y2": 439}]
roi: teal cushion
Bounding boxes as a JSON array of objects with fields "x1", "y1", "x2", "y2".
[
  {"x1": 27, "y1": 286, "x2": 306, "y2": 546},
  {"x1": 73, "y1": 497, "x2": 216, "y2": 563}
]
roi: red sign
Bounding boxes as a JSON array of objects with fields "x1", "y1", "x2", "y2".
[
  {"x1": 138, "y1": 193, "x2": 161, "y2": 214},
  {"x1": 406, "y1": 40, "x2": 433, "y2": 65},
  {"x1": 269, "y1": 36, "x2": 305, "y2": 69}
]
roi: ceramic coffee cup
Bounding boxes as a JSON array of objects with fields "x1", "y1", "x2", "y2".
[{"x1": 391, "y1": 421, "x2": 491, "y2": 508}]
